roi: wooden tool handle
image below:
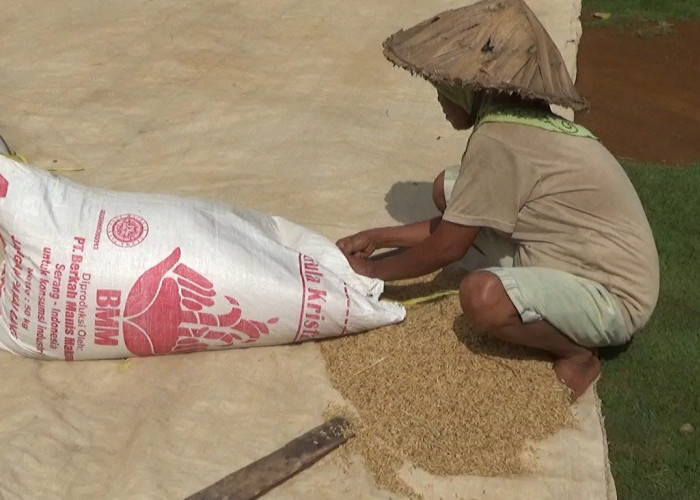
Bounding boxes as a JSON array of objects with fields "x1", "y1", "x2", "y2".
[{"x1": 185, "y1": 417, "x2": 353, "y2": 500}]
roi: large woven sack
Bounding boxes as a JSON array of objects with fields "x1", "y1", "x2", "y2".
[{"x1": 0, "y1": 156, "x2": 405, "y2": 360}]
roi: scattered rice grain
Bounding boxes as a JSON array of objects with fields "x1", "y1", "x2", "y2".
[{"x1": 321, "y1": 269, "x2": 575, "y2": 497}]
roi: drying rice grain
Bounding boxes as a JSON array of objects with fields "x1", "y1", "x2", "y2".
[{"x1": 321, "y1": 269, "x2": 575, "y2": 496}]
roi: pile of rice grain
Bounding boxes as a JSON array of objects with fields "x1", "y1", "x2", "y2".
[{"x1": 320, "y1": 269, "x2": 574, "y2": 497}]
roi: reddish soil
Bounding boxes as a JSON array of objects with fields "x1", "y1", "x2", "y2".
[{"x1": 574, "y1": 18, "x2": 700, "y2": 166}]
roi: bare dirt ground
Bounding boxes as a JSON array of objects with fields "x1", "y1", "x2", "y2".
[{"x1": 574, "y1": 18, "x2": 700, "y2": 167}]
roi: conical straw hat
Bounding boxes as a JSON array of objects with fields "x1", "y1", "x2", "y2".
[{"x1": 382, "y1": 0, "x2": 588, "y2": 110}]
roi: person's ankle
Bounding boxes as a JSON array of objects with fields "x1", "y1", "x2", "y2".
[
  {"x1": 560, "y1": 346, "x2": 596, "y2": 362},
  {"x1": 554, "y1": 354, "x2": 600, "y2": 402}
]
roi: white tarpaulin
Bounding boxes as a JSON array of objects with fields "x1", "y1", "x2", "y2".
[{"x1": 0, "y1": 0, "x2": 616, "y2": 498}]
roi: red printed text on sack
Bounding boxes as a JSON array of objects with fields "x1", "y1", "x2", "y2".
[{"x1": 295, "y1": 255, "x2": 329, "y2": 342}]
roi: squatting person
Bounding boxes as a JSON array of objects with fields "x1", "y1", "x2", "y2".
[{"x1": 336, "y1": 0, "x2": 659, "y2": 402}]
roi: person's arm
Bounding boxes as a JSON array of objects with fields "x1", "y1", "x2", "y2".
[
  {"x1": 336, "y1": 217, "x2": 442, "y2": 258},
  {"x1": 345, "y1": 220, "x2": 480, "y2": 281}
]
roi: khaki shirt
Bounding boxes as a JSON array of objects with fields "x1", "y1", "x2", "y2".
[{"x1": 443, "y1": 122, "x2": 659, "y2": 334}]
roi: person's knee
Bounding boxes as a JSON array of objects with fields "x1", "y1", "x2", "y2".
[
  {"x1": 459, "y1": 271, "x2": 516, "y2": 331},
  {"x1": 432, "y1": 171, "x2": 447, "y2": 213}
]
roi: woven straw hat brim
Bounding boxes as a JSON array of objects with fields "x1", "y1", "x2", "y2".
[{"x1": 382, "y1": 0, "x2": 589, "y2": 111}]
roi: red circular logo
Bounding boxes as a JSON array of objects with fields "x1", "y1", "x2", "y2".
[{"x1": 107, "y1": 214, "x2": 149, "y2": 247}]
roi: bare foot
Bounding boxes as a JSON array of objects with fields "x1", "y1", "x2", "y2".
[{"x1": 554, "y1": 352, "x2": 600, "y2": 403}]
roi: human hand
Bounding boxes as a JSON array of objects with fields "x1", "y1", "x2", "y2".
[
  {"x1": 344, "y1": 253, "x2": 373, "y2": 277},
  {"x1": 336, "y1": 230, "x2": 378, "y2": 258}
]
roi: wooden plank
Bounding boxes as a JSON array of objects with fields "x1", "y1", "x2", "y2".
[{"x1": 185, "y1": 417, "x2": 353, "y2": 500}]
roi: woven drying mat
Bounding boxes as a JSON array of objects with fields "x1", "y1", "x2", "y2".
[{"x1": 320, "y1": 268, "x2": 575, "y2": 498}]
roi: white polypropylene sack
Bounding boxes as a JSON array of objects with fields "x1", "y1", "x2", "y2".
[{"x1": 0, "y1": 156, "x2": 405, "y2": 360}]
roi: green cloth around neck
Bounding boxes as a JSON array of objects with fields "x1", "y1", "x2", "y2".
[
  {"x1": 434, "y1": 83, "x2": 596, "y2": 139},
  {"x1": 478, "y1": 107, "x2": 597, "y2": 139}
]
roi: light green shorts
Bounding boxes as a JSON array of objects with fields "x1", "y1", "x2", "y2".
[{"x1": 444, "y1": 167, "x2": 630, "y2": 348}]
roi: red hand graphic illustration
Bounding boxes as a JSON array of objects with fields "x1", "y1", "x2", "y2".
[{"x1": 122, "y1": 248, "x2": 278, "y2": 356}]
